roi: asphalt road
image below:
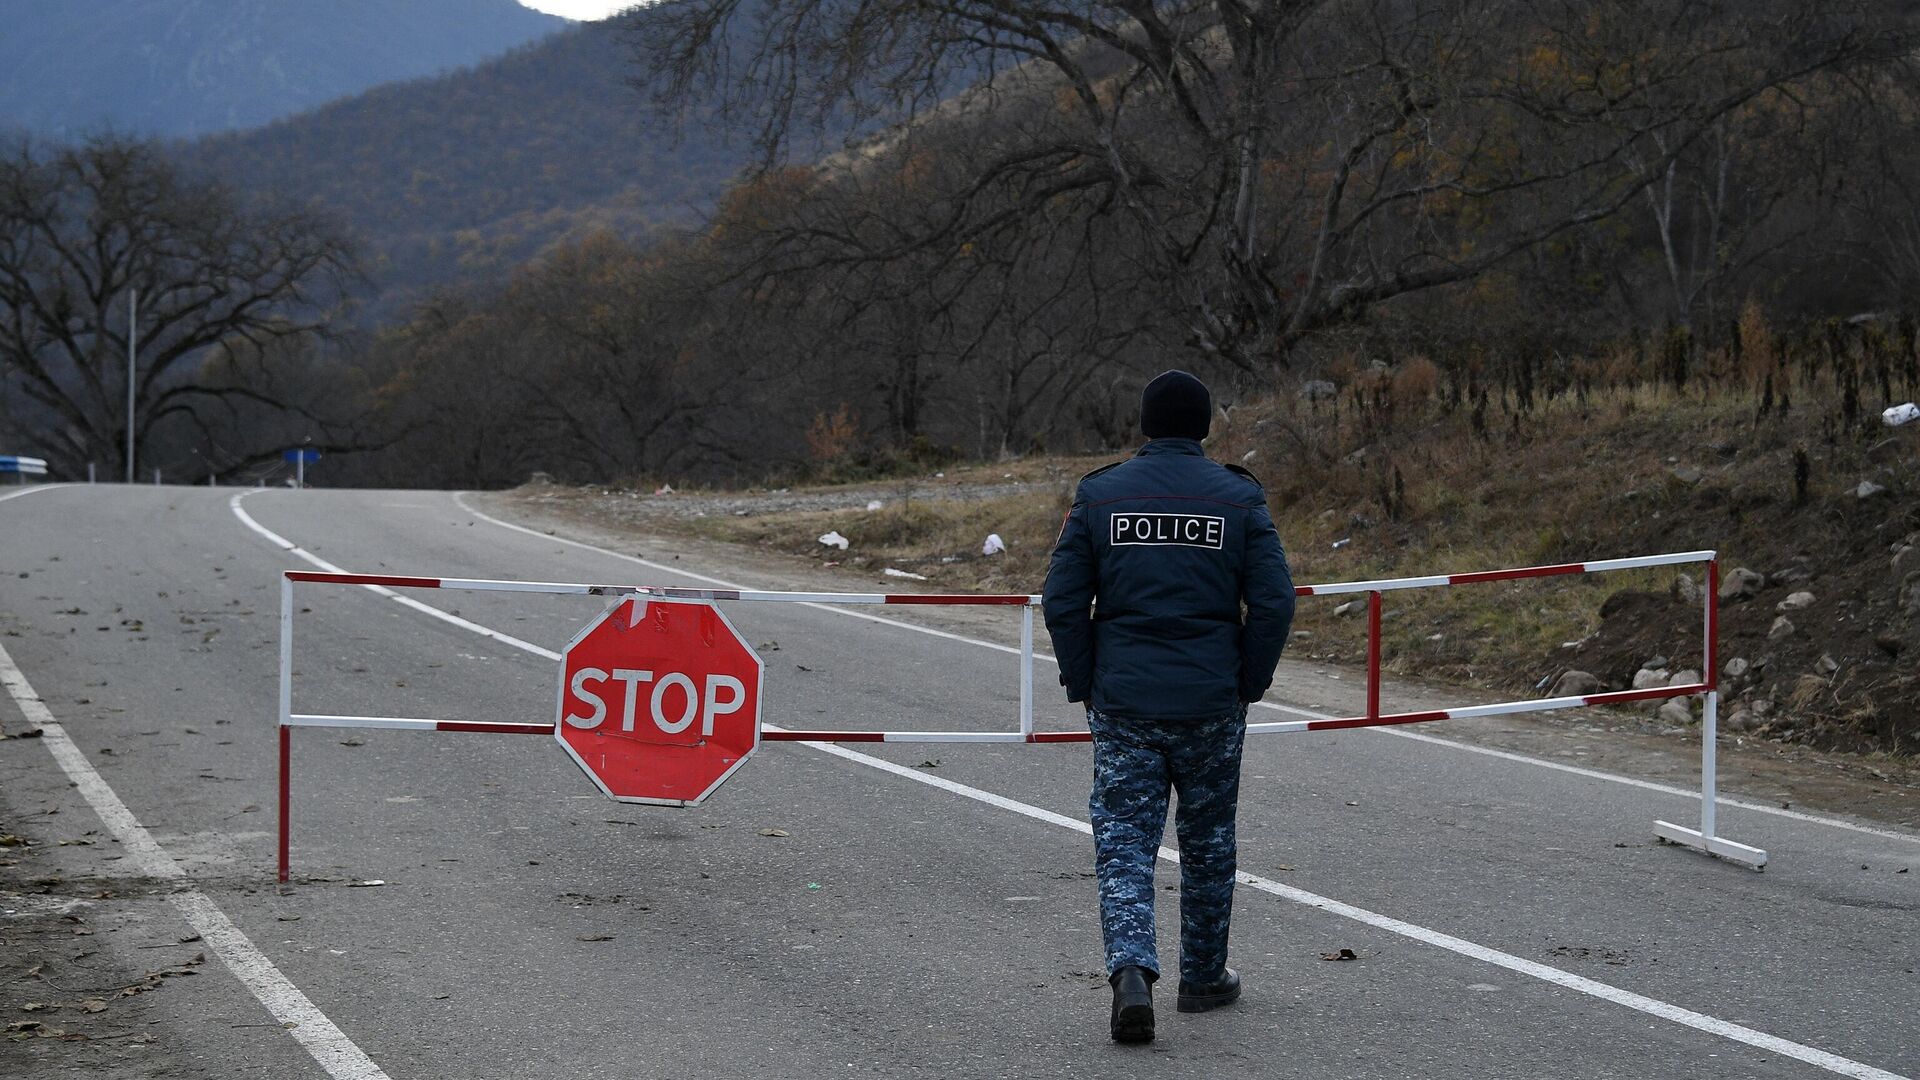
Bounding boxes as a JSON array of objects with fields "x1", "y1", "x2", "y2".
[{"x1": 1, "y1": 484, "x2": 1915, "y2": 1080}]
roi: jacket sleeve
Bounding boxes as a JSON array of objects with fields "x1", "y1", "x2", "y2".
[
  {"x1": 1041, "y1": 495, "x2": 1097, "y2": 703},
  {"x1": 1238, "y1": 500, "x2": 1296, "y2": 703}
]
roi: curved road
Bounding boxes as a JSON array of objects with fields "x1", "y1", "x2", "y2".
[{"x1": 1, "y1": 485, "x2": 1914, "y2": 1079}]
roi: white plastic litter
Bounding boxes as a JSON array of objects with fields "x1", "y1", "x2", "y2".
[
  {"x1": 653, "y1": 483, "x2": 674, "y2": 496},
  {"x1": 1884, "y1": 402, "x2": 1919, "y2": 427},
  {"x1": 817, "y1": 530, "x2": 850, "y2": 550},
  {"x1": 982, "y1": 533, "x2": 1006, "y2": 556},
  {"x1": 866, "y1": 499, "x2": 884, "y2": 511},
  {"x1": 1331, "y1": 537, "x2": 1351, "y2": 549},
  {"x1": 882, "y1": 568, "x2": 927, "y2": 580}
]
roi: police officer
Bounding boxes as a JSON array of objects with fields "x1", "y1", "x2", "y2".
[{"x1": 1042, "y1": 369, "x2": 1296, "y2": 1044}]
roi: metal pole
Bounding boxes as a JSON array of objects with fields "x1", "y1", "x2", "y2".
[
  {"x1": 1366, "y1": 590, "x2": 1383, "y2": 721},
  {"x1": 126, "y1": 288, "x2": 136, "y2": 484},
  {"x1": 1700, "y1": 690, "x2": 1719, "y2": 844},
  {"x1": 296, "y1": 454, "x2": 305, "y2": 489},
  {"x1": 88, "y1": 463, "x2": 95, "y2": 484},
  {"x1": 1019, "y1": 603, "x2": 1034, "y2": 739},
  {"x1": 278, "y1": 575, "x2": 294, "y2": 883},
  {"x1": 1701, "y1": 558, "x2": 1720, "y2": 844}
]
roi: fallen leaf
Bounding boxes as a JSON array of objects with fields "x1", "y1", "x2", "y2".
[
  {"x1": 339, "y1": 738, "x2": 364, "y2": 747},
  {"x1": 77, "y1": 999, "x2": 106, "y2": 1013},
  {"x1": 20, "y1": 1003, "x2": 48, "y2": 1012},
  {"x1": 576, "y1": 934, "x2": 615, "y2": 942},
  {"x1": 758, "y1": 828, "x2": 790, "y2": 838},
  {"x1": 1320, "y1": 948, "x2": 1359, "y2": 962}
]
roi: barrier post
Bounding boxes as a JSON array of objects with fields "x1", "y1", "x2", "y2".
[
  {"x1": 1366, "y1": 590, "x2": 1382, "y2": 721},
  {"x1": 1019, "y1": 603, "x2": 1035, "y2": 739},
  {"x1": 1653, "y1": 556, "x2": 1766, "y2": 868},
  {"x1": 278, "y1": 575, "x2": 294, "y2": 883}
]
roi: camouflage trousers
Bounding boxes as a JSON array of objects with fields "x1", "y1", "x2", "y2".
[{"x1": 1087, "y1": 703, "x2": 1247, "y2": 983}]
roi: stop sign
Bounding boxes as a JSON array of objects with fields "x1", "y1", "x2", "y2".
[{"x1": 553, "y1": 596, "x2": 763, "y2": 806}]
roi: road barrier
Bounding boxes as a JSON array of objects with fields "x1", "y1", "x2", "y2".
[{"x1": 275, "y1": 550, "x2": 1762, "y2": 881}]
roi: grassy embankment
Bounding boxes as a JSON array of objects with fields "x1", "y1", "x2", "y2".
[{"x1": 675, "y1": 382, "x2": 1919, "y2": 756}]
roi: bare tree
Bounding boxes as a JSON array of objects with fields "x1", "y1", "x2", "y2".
[
  {"x1": 633, "y1": 0, "x2": 1908, "y2": 369},
  {"x1": 0, "y1": 135, "x2": 357, "y2": 479}
]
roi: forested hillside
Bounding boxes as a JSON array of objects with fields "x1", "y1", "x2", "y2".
[
  {"x1": 0, "y1": 0, "x2": 567, "y2": 139},
  {"x1": 334, "y1": 1, "x2": 1920, "y2": 490},
  {"x1": 184, "y1": 7, "x2": 797, "y2": 319}
]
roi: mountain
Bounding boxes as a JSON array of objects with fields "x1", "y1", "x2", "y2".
[
  {"x1": 182, "y1": 8, "x2": 795, "y2": 320},
  {"x1": 0, "y1": 0, "x2": 569, "y2": 140}
]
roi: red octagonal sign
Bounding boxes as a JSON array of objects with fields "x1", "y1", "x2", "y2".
[{"x1": 554, "y1": 597, "x2": 763, "y2": 806}]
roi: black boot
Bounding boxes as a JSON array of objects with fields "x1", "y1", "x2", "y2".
[
  {"x1": 1109, "y1": 965, "x2": 1155, "y2": 1043},
  {"x1": 1176, "y1": 967, "x2": 1241, "y2": 1013}
]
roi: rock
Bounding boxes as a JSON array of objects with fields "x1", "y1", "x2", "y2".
[
  {"x1": 1874, "y1": 633, "x2": 1904, "y2": 657},
  {"x1": 1769, "y1": 565, "x2": 1811, "y2": 586},
  {"x1": 1718, "y1": 568, "x2": 1764, "y2": 601},
  {"x1": 1893, "y1": 545, "x2": 1917, "y2": 576},
  {"x1": 1725, "y1": 708, "x2": 1759, "y2": 733},
  {"x1": 1670, "y1": 669, "x2": 1702, "y2": 688},
  {"x1": 1549, "y1": 670, "x2": 1604, "y2": 697},
  {"x1": 1856, "y1": 479, "x2": 1889, "y2": 499},
  {"x1": 1814, "y1": 654, "x2": 1839, "y2": 676},
  {"x1": 1775, "y1": 591, "x2": 1815, "y2": 612},
  {"x1": 1632, "y1": 668, "x2": 1670, "y2": 690},
  {"x1": 1668, "y1": 465, "x2": 1703, "y2": 486},
  {"x1": 1644, "y1": 654, "x2": 1670, "y2": 670},
  {"x1": 1657, "y1": 700, "x2": 1694, "y2": 726},
  {"x1": 1769, "y1": 615, "x2": 1795, "y2": 641},
  {"x1": 1300, "y1": 379, "x2": 1337, "y2": 402},
  {"x1": 1901, "y1": 571, "x2": 1920, "y2": 617},
  {"x1": 1723, "y1": 657, "x2": 1750, "y2": 679},
  {"x1": 1671, "y1": 575, "x2": 1701, "y2": 604},
  {"x1": 1241, "y1": 449, "x2": 1258, "y2": 464},
  {"x1": 1291, "y1": 630, "x2": 1313, "y2": 639},
  {"x1": 1333, "y1": 600, "x2": 1364, "y2": 617}
]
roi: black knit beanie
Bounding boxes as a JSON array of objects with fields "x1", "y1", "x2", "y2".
[{"x1": 1139, "y1": 370, "x2": 1211, "y2": 441}]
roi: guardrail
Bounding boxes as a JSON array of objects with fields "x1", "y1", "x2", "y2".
[
  {"x1": 0, "y1": 455, "x2": 48, "y2": 482},
  {"x1": 274, "y1": 550, "x2": 1762, "y2": 880}
]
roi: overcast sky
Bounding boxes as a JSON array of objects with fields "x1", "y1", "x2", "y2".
[{"x1": 519, "y1": 0, "x2": 635, "y2": 19}]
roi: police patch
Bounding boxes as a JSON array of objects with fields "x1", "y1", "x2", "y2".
[{"x1": 1109, "y1": 512, "x2": 1225, "y2": 549}]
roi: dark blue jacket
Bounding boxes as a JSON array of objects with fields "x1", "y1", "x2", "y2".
[{"x1": 1042, "y1": 438, "x2": 1295, "y2": 720}]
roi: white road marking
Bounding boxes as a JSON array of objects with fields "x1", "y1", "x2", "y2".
[
  {"x1": 801, "y1": 741, "x2": 1910, "y2": 1080},
  {"x1": 0, "y1": 640, "x2": 390, "y2": 1080},
  {"x1": 446, "y1": 492, "x2": 1919, "y2": 847},
  {"x1": 0, "y1": 483, "x2": 68, "y2": 505},
  {"x1": 238, "y1": 490, "x2": 1910, "y2": 1079},
  {"x1": 231, "y1": 493, "x2": 558, "y2": 660}
]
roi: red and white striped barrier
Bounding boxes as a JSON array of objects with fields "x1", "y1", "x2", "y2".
[{"x1": 276, "y1": 549, "x2": 1762, "y2": 880}]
